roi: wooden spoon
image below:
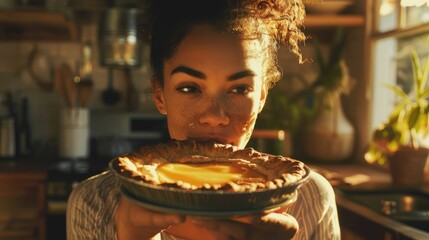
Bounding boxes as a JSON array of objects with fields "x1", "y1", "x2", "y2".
[
  {"x1": 54, "y1": 63, "x2": 75, "y2": 108},
  {"x1": 78, "y1": 78, "x2": 94, "y2": 108}
]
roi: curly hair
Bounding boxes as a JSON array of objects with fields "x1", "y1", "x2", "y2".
[{"x1": 149, "y1": 0, "x2": 306, "y2": 88}]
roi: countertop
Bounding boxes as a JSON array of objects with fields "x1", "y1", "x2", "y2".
[
  {"x1": 310, "y1": 162, "x2": 429, "y2": 239},
  {"x1": 0, "y1": 161, "x2": 47, "y2": 180}
]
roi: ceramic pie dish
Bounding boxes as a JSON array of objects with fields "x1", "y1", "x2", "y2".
[{"x1": 110, "y1": 139, "x2": 310, "y2": 213}]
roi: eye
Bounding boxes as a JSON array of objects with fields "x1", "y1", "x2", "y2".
[
  {"x1": 230, "y1": 85, "x2": 253, "y2": 95},
  {"x1": 176, "y1": 84, "x2": 200, "y2": 93}
]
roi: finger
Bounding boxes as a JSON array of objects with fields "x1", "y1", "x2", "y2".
[
  {"x1": 259, "y1": 200, "x2": 295, "y2": 215},
  {"x1": 192, "y1": 218, "x2": 249, "y2": 240},
  {"x1": 191, "y1": 212, "x2": 299, "y2": 240},
  {"x1": 233, "y1": 212, "x2": 299, "y2": 239},
  {"x1": 260, "y1": 213, "x2": 299, "y2": 239},
  {"x1": 147, "y1": 210, "x2": 185, "y2": 227}
]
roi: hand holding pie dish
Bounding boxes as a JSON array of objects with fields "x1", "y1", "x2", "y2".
[{"x1": 110, "y1": 139, "x2": 310, "y2": 215}]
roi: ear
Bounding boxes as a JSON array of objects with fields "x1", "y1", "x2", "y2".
[
  {"x1": 151, "y1": 77, "x2": 167, "y2": 115},
  {"x1": 258, "y1": 85, "x2": 268, "y2": 113}
]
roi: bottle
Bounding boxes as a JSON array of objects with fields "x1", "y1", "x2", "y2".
[
  {"x1": 18, "y1": 97, "x2": 31, "y2": 157},
  {"x1": 0, "y1": 117, "x2": 15, "y2": 158},
  {"x1": 0, "y1": 91, "x2": 16, "y2": 158}
]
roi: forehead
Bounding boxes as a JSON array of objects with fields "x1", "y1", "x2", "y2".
[{"x1": 169, "y1": 25, "x2": 264, "y2": 66}]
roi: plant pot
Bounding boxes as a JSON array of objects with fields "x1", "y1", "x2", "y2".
[
  {"x1": 388, "y1": 147, "x2": 429, "y2": 186},
  {"x1": 303, "y1": 93, "x2": 355, "y2": 162}
]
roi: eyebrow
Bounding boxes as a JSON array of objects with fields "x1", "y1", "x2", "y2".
[
  {"x1": 170, "y1": 65, "x2": 255, "y2": 81},
  {"x1": 227, "y1": 70, "x2": 255, "y2": 81},
  {"x1": 171, "y1": 66, "x2": 206, "y2": 79}
]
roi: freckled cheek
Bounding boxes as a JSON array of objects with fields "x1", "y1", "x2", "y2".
[
  {"x1": 166, "y1": 102, "x2": 198, "y2": 139},
  {"x1": 229, "y1": 102, "x2": 258, "y2": 131},
  {"x1": 228, "y1": 97, "x2": 260, "y2": 142},
  {"x1": 233, "y1": 110, "x2": 258, "y2": 142}
]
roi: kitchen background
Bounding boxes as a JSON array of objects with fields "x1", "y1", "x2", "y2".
[
  {"x1": 0, "y1": 0, "x2": 165, "y2": 163},
  {"x1": 0, "y1": 0, "x2": 338, "y2": 165},
  {"x1": 1, "y1": 0, "x2": 429, "y2": 240},
  {"x1": 0, "y1": 1, "x2": 373, "y2": 239}
]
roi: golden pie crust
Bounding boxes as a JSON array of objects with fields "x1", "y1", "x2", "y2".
[{"x1": 115, "y1": 139, "x2": 307, "y2": 192}]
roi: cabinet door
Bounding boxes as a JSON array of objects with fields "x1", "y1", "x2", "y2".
[{"x1": 0, "y1": 182, "x2": 45, "y2": 240}]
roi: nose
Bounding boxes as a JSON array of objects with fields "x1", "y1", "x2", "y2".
[{"x1": 199, "y1": 98, "x2": 230, "y2": 127}]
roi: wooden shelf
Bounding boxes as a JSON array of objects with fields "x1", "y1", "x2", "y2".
[
  {"x1": 0, "y1": 10, "x2": 78, "y2": 41},
  {"x1": 305, "y1": 14, "x2": 365, "y2": 27},
  {"x1": 0, "y1": 11, "x2": 364, "y2": 40}
]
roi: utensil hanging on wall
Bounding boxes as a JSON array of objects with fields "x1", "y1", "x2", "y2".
[
  {"x1": 77, "y1": 78, "x2": 93, "y2": 108},
  {"x1": 27, "y1": 43, "x2": 55, "y2": 91},
  {"x1": 123, "y1": 68, "x2": 139, "y2": 110},
  {"x1": 102, "y1": 67, "x2": 121, "y2": 105},
  {"x1": 73, "y1": 41, "x2": 94, "y2": 108}
]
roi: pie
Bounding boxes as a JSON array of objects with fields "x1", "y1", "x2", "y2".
[{"x1": 113, "y1": 139, "x2": 308, "y2": 192}]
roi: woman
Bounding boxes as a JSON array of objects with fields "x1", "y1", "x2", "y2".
[{"x1": 67, "y1": 0, "x2": 340, "y2": 239}]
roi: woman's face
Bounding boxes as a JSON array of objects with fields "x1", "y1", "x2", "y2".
[{"x1": 153, "y1": 25, "x2": 267, "y2": 148}]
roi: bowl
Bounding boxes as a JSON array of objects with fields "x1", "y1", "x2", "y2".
[
  {"x1": 304, "y1": 0, "x2": 354, "y2": 15},
  {"x1": 109, "y1": 141, "x2": 311, "y2": 216}
]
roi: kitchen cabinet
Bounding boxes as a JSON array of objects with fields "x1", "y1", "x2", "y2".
[
  {"x1": 0, "y1": 10, "x2": 78, "y2": 41},
  {"x1": 0, "y1": 162, "x2": 47, "y2": 240}
]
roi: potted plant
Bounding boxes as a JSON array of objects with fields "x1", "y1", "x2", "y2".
[
  {"x1": 300, "y1": 27, "x2": 355, "y2": 162},
  {"x1": 365, "y1": 48, "x2": 429, "y2": 186}
]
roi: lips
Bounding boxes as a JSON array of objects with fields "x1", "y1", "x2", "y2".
[{"x1": 192, "y1": 135, "x2": 232, "y2": 145}]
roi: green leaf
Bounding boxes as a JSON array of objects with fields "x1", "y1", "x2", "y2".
[
  {"x1": 319, "y1": 63, "x2": 343, "y2": 91},
  {"x1": 417, "y1": 49, "x2": 429, "y2": 97},
  {"x1": 414, "y1": 101, "x2": 429, "y2": 134},
  {"x1": 328, "y1": 27, "x2": 347, "y2": 67},
  {"x1": 407, "y1": 104, "x2": 420, "y2": 129},
  {"x1": 409, "y1": 48, "x2": 429, "y2": 99},
  {"x1": 373, "y1": 123, "x2": 396, "y2": 141},
  {"x1": 388, "y1": 99, "x2": 408, "y2": 120},
  {"x1": 384, "y1": 83, "x2": 409, "y2": 100},
  {"x1": 364, "y1": 143, "x2": 387, "y2": 165},
  {"x1": 425, "y1": 104, "x2": 429, "y2": 134},
  {"x1": 397, "y1": 106, "x2": 409, "y2": 130},
  {"x1": 421, "y1": 87, "x2": 429, "y2": 99},
  {"x1": 313, "y1": 39, "x2": 326, "y2": 72},
  {"x1": 411, "y1": 48, "x2": 422, "y2": 97},
  {"x1": 289, "y1": 105, "x2": 301, "y2": 132}
]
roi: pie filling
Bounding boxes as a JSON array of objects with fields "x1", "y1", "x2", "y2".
[
  {"x1": 156, "y1": 163, "x2": 266, "y2": 187},
  {"x1": 114, "y1": 139, "x2": 307, "y2": 191}
]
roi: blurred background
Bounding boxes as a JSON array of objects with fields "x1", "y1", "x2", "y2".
[{"x1": 0, "y1": 0, "x2": 429, "y2": 239}]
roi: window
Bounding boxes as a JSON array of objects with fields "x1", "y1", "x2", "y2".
[{"x1": 370, "y1": 1, "x2": 429, "y2": 132}]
